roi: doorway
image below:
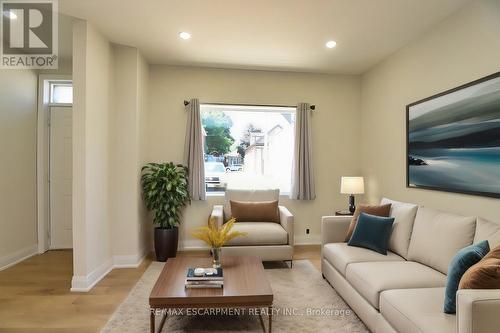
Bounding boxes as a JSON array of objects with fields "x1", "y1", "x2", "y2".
[
  {"x1": 49, "y1": 105, "x2": 73, "y2": 248},
  {"x1": 37, "y1": 77, "x2": 73, "y2": 252}
]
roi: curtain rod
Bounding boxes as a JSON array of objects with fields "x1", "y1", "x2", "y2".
[{"x1": 183, "y1": 100, "x2": 316, "y2": 110}]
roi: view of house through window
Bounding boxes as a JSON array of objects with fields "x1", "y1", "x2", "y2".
[{"x1": 201, "y1": 104, "x2": 295, "y2": 194}]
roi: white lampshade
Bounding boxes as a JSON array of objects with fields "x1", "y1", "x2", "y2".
[{"x1": 340, "y1": 177, "x2": 365, "y2": 194}]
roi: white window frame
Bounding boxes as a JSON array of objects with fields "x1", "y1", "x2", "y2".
[
  {"x1": 200, "y1": 103, "x2": 296, "y2": 197},
  {"x1": 49, "y1": 81, "x2": 73, "y2": 106}
]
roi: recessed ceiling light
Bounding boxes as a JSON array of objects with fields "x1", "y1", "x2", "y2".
[
  {"x1": 326, "y1": 40, "x2": 337, "y2": 49},
  {"x1": 179, "y1": 32, "x2": 191, "y2": 40},
  {"x1": 4, "y1": 11, "x2": 17, "y2": 19}
]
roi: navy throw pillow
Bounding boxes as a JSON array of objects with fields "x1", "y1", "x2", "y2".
[
  {"x1": 444, "y1": 240, "x2": 490, "y2": 314},
  {"x1": 347, "y1": 212, "x2": 395, "y2": 255}
]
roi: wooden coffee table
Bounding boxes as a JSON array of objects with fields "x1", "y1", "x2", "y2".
[{"x1": 149, "y1": 256, "x2": 273, "y2": 333}]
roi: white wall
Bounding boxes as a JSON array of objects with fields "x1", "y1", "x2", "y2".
[
  {"x1": 360, "y1": 0, "x2": 500, "y2": 222},
  {"x1": 72, "y1": 20, "x2": 114, "y2": 290},
  {"x1": 109, "y1": 45, "x2": 149, "y2": 266},
  {"x1": 72, "y1": 21, "x2": 151, "y2": 289},
  {"x1": 0, "y1": 70, "x2": 38, "y2": 269},
  {"x1": 37, "y1": 13, "x2": 73, "y2": 76},
  {"x1": 146, "y1": 66, "x2": 362, "y2": 247},
  {"x1": 138, "y1": 51, "x2": 151, "y2": 253}
]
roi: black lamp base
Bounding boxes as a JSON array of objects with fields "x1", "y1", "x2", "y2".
[{"x1": 348, "y1": 195, "x2": 356, "y2": 213}]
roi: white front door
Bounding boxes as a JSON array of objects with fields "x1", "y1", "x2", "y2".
[{"x1": 49, "y1": 106, "x2": 73, "y2": 249}]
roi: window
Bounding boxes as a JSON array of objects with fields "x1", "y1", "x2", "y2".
[
  {"x1": 201, "y1": 104, "x2": 295, "y2": 194},
  {"x1": 50, "y1": 83, "x2": 73, "y2": 104}
]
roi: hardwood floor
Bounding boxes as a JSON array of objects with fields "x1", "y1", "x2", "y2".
[
  {"x1": 0, "y1": 250, "x2": 151, "y2": 332},
  {"x1": 294, "y1": 245, "x2": 321, "y2": 270},
  {"x1": 0, "y1": 245, "x2": 321, "y2": 332}
]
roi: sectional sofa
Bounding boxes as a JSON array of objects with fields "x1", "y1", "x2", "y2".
[{"x1": 321, "y1": 198, "x2": 500, "y2": 333}]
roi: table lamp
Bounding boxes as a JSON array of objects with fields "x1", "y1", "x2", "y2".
[{"x1": 340, "y1": 177, "x2": 365, "y2": 213}]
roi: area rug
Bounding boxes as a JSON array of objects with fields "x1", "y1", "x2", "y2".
[{"x1": 102, "y1": 260, "x2": 368, "y2": 332}]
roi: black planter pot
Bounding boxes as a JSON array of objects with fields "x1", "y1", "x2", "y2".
[{"x1": 154, "y1": 227, "x2": 179, "y2": 262}]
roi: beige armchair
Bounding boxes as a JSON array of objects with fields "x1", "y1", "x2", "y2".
[{"x1": 210, "y1": 189, "x2": 294, "y2": 266}]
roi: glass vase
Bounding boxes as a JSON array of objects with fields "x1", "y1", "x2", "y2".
[{"x1": 212, "y1": 247, "x2": 222, "y2": 268}]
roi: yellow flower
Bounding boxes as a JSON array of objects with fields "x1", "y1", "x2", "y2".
[{"x1": 191, "y1": 217, "x2": 246, "y2": 248}]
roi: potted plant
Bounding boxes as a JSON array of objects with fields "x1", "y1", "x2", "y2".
[
  {"x1": 141, "y1": 162, "x2": 190, "y2": 261},
  {"x1": 191, "y1": 217, "x2": 246, "y2": 268}
]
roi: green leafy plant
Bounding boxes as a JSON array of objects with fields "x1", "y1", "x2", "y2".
[{"x1": 141, "y1": 162, "x2": 190, "y2": 229}]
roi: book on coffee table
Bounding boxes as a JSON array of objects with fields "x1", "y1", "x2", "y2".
[
  {"x1": 185, "y1": 280, "x2": 223, "y2": 289},
  {"x1": 186, "y1": 267, "x2": 223, "y2": 281},
  {"x1": 185, "y1": 267, "x2": 224, "y2": 289}
]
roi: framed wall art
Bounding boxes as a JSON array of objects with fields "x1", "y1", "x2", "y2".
[{"x1": 407, "y1": 72, "x2": 500, "y2": 198}]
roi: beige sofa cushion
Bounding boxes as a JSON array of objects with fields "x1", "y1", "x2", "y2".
[
  {"x1": 474, "y1": 217, "x2": 500, "y2": 248},
  {"x1": 322, "y1": 243, "x2": 404, "y2": 276},
  {"x1": 224, "y1": 222, "x2": 287, "y2": 246},
  {"x1": 407, "y1": 207, "x2": 476, "y2": 274},
  {"x1": 223, "y1": 189, "x2": 280, "y2": 220},
  {"x1": 381, "y1": 197, "x2": 418, "y2": 258},
  {"x1": 346, "y1": 261, "x2": 446, "y2": 309},
  {"x1": 380, "y1": 288, "x2": 455, "y2": 333}
]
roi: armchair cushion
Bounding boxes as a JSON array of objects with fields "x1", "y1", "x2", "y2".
[
  {"x1": 224, "y1": 222, "x2": 288, "y2": 246},
  {"x1": 230, "y1": 200, "x2": 279, "y2": 223}
]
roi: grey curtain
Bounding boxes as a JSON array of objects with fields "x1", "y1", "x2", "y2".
[
  {"x1": 184, "y1": 98, "x2": 206, "y2": 201},
  {"x1": 290, "y1": 103, "x2": 316, "y2": 200}
]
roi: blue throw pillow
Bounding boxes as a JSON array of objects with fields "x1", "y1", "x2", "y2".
[
  {"x1": 347, "y1": 212, "x2": 395, "y2": 255},
  {"x1": 444, "y1": 240, "x2": 490, "y2": 314}
]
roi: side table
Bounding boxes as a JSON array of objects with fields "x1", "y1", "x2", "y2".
[{"x1": 335, "y1": 210, "x2": 353, "y2": 216}]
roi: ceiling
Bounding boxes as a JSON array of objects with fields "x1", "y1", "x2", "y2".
[{"x1": 59, "y1": 0, "x2": 470, "y2": 74}]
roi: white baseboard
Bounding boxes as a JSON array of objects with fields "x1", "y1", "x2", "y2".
[
  {"x1": 178, "y1": 240, "x2": 209, "y2": 251},
  {"x1": 113, "y1": 251, "x2": 147, "y2": 268},
  {"x1": 71, "y1": 257, "x2": 113, "y2": 292},
  {"x1": 0, "y1": 244, "x2": 38, "y2": 271},
  {"x1": 179, "y1": 245, "x2": 210, "y2": 251},
  {"x1": 294, "y1": 235, "x2": 321, "y2": 245},
  {"x1": 71, "y1": 249, "x2": 149, "y2": 292}
]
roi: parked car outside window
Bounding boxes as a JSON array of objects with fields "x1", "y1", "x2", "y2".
[
  {"x1": 205, "y1": 162, "x2": 227, "y2": 192},
  {"x1": 226, "y1": 164, "x2": 243, "y2": 172}
]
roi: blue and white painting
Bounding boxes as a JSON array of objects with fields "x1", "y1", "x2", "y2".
[{"x1": 407, "y1": 74, "x2": 500, "y2": 198}]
